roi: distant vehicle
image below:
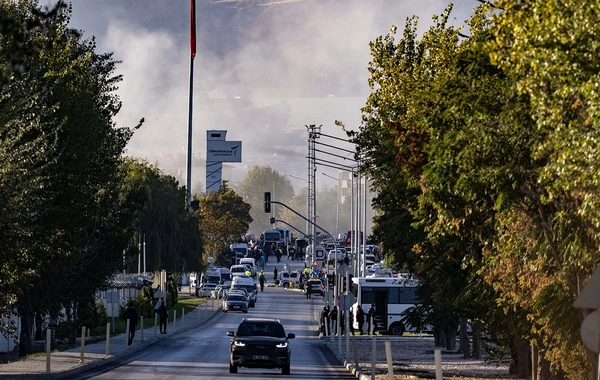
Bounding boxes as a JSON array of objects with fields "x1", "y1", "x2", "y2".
[
  {"x1": 350, "y1": 277, "x2": 420, "y2": 336},
  {"x1": 230, "y1": 243, "x2": 249, "y2": 258},
  {"x1": 304, "y1": 279, "x2": 325, "y2": 299},
  {"x1": 222, "y1": 294, "x2": 249, "y2": 313},
  {"x1": 274, "y1": 227, "x2": 292, "y2": 244},
  {"x1": 239, "y1": 257, "x2": 257, "y2": 277},
  {"x1": 327, "y1": 249, "x2": 345, "y2": 264},
  {"x1": 262, "y1": 229, "x2": 281, "y2": 253},
  {"x1": 231, "y1": 276, "x2": 257, "y2": 307},
  {"x1": 230, "y1": 264, "x2": 250, "y2": 278},
  {"x1": 343, "y1": 230, "x2": 364, "y2": 246},
  {"x1": 227, "y1": 318, "x2": 295, "y2": 375},
  {"x1": 197, "y1": 282, "x2": 218, "y2": 298}
]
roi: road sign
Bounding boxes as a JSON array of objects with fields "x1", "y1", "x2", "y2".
[
  {"x1": 574, "y1": 264, "x2": 600, "y2": 309},
  {"x1": 581, "y1": 310, "x2": 600, "y2": 353}
]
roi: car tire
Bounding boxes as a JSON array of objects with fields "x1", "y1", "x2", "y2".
[
  {"x1": 229, "y1": 362, "x2": 238, "y2": 373},
  {"x1": 390, "y1": 322, "x2": 405, "y2": 336},
  {"x1": 223, "y1": 310, "x2": 228, "y2": 313},
  {"x1": 282, "y1": 363, "x2": 291, "y2": 375},
  {"x1": 283, "y1": 282, "x2": 289, "y2": 289},
  {"x1": 243, "y1": 310, "x2": 248, "y2": 313}
]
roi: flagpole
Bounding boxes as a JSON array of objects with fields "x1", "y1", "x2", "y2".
[{"x1": 186, "y1": 0, "x2": 196, "y2": 208}]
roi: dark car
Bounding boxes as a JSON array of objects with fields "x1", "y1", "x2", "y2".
[
  {"x1": 304, "y1": 279, "x2": 325, "y2": 299},
  {"x1": 222, "y1": 294, "x2": 249, "y2": 313},
  {"x1": 227, "y1": 318, "x2": 295, "y2": 375}
]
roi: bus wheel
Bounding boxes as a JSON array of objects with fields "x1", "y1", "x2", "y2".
[{"x1": 389, "y1": 323, "x2": 404, "y2": 336}]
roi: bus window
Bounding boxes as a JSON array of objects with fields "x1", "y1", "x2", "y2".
[
  {"x1": 351, "y1": 283, "x2": 359, "y2": 298},
  {"x1": 388, "y1": 287, "x2": 399, "y2": 304},
  {"x1": 361, "y1": 287, "x2": 374, "y2": 304},
  {"x1": 400, "y1": 287, "x2": 418, "y2": 304}
]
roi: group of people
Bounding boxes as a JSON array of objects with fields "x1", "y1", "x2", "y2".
[
  {"x1": 122, "y1": 297, "x2": 170, "y2": 346},
  {"x1": 320, "y1": 303, "x2": 377, "y2": 336}
]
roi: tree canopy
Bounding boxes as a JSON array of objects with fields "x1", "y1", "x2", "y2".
[{"x1": 348, "y1": 2, "x2": 600, "y2": 378}]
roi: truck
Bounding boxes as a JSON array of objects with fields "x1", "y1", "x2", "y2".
[
  {"x1": 262, "y1": 228, "x2": 282, "y2": 253},
  {"x1": 230, "y1": 243, "x2": 249, "y2": 259}
]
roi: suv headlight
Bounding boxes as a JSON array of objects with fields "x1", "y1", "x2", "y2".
[
  {"x1": 276, "y1": 342, "x2": 288, "y2": 348},
  {"x1": 234, "y1": 340, "x2": 246, "y2": 347}
]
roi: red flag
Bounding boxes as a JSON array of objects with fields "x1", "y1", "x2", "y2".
[{"x1": 190, "y1": 0, "x2": 196, "y2": 59}]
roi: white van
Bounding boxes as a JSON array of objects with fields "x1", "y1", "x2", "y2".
[
  {"x1": 230, "y1": 264, "x2": 250, "y2": 278},
  {"x1": 231, "y1": 276, "x2": 257, "y2": 307},
  {"x1": 239, "y1": 258, "x2": 257, "y2": 277}
]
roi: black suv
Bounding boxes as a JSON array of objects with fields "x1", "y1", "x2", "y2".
[{"x1": 227, "y1": 318, "x2": 295, "y2": 375}]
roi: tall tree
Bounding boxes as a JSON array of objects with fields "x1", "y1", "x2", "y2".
[
  {"x1": 0, "y1": 0, "x2": 144, "y2": 354},
  {"x1": 198, "y1": 183, "x2": 252, "y2": 265}
]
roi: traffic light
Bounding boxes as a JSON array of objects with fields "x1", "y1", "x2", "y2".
[{"x1": 264, "y1": 192, "x2": 271, "y2": 213}]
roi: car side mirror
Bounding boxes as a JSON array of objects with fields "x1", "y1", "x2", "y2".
[
  {"x1": 226, "y1": 331, "x2": 235, "y2": 337},
  {"x1": 287, "y1": 333, "x2": 295, "y2": 339}
]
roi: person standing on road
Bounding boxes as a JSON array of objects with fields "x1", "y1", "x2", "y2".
[
  {"x1": 367, "y1": 303, "x2": 376, "y2": 335},
  {"x1": 273, "y1": 267, "x2": 278, "y2": 283},
  {"x1": 123, "y1": 302, "x2": 138, "y2": 345},
  {"x1": 320, "y1": 306, "x2": 330, "y2": 336},
  {"x1": 158, "y1": 299, "x2": 168, "y2": 334},
  {"x1": 356, "y1": 305, "x2": 365, "y2": 335},
  {"x1": 259, "y1": 271, "x2": 266, "y2": 291},
  {"x1": 328, "y1": 305, "x2": 338, "y2": 335}
]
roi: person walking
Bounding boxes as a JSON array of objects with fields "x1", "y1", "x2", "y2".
[
  {"x1": 320, "y1": 306, "x2": 330, "y2": 336},
  {"x1": 355, "y1": 305, "x2": 365, "y2": 335},
  {"x1": 367, "y1": 303, "x2": 376, "y2": 335},
  {"x1": 123, "y1": 302, "x2": 138, "y2": 345},
  {"x1": 259, "y1": 271, "x2": 266, "y2": 291},
  {"x1": 273, "y1": 267, "x2": 278, "y2": 283},
  {"x1": 158, "y1": 299, "x2": 168, "y2": 334},
  {"x1": 328, "y1": 305, "x2": 338, "y2": 335}
]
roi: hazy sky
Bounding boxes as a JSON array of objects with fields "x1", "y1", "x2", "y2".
[{"x1": 41, "y1": 0, "x2": 476, "y2": 191}]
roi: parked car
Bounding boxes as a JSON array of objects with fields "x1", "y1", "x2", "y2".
[
  {"x1": 227, "y1": 318, "x2": 295, "y2": 375},
  {"x1": 222, "y1": 294, "x2": 249, "y2": 313}
]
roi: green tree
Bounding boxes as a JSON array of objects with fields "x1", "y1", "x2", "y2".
[
  {"x1": 123, "y1": 158, "x2": 204, "y2": 274},
  {"x1": 0, "y1": 0, "x2": 145, "y2": 354},
  {"x1": 198, "y1": 183, "x2": 252, "y2": 265}
]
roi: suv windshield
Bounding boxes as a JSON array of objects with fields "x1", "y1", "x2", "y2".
[{"x1": 237, "y1": 322, "x2": 285, "y2": 338}]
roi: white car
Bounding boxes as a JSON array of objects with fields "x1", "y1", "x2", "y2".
[
  {"x1": 230, "y1": 264, "x2": 251, "y2": 277},
  {"x1": 197, "y1": 282, "x2": 218, "y2": 297}
]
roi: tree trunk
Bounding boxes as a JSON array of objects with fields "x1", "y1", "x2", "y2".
[
  {"x1": 445, "y1": 327, "x2": 457, "y2": 351},
  {"x1": 472, "y1": 320, "x2": 481, "y2": 359},
  {"x1": 459, "y1": 317, "x2": 471, "y2": 358}
]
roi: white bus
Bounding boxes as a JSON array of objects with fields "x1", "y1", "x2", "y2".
[{"x1": 351, "y1": 276, "x2": 420, "y2": 336}]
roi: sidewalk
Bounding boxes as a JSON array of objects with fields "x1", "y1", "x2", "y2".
[{"x1": 0, "y1": 298, "x2": 222, "y2": 379}]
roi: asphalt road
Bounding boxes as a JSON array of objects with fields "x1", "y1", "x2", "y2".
[{"x1": 76, "y1": 259, "x2": 355, "y2": 380}]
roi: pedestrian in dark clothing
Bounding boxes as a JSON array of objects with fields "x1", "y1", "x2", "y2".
[
  {"x1": 349, "y1": 309, "x2": 355, "y2": 335},
  {"x1": 355, "y1": 305, "x2": 365, "y2": 335},
  {"x1": 273, "y1": 267, "x2": 278, "y2": 282},
  {"x1": 320, "y1": 306, "x2": 330, "y2": 336},
  {"x1": 340, "y1": 311, "x2": 345, "y2": 335},
  {"x1": 367, "y1": 303, "x2": 376, "y2": 335},
  {"x1": 123, "y1": 303, "x2": 138, "y2": 345},
  {"x1": 158, "y1": 300, "x2": 168, "y2": 334},
  {"x1": 329, "y1": 305, "x2": 338, "y2": 335}
]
